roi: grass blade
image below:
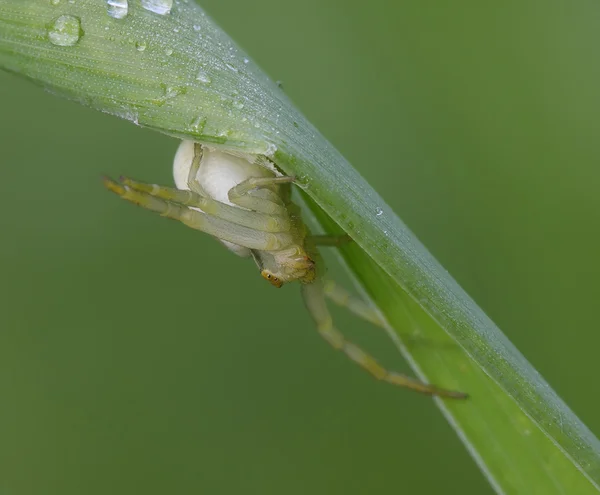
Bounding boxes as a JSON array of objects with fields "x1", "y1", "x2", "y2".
[
  {"x1": 0, "y1": 1, "x2": 598, "y2": 492},
  {"x1": 307, "y1": 198, "x2": 597, "y2": 493}
]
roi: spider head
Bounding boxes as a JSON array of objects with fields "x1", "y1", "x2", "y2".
[
  {"x1": 261, "y1": 270, "x2": 284, "y2": 288},
  {"x1": 253, "y1": 246, "x2": 316, "y2": 288}
]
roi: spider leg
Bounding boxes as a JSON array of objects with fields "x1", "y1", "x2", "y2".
[
  {"x1": 301, "y1": 281, "x2": 468, "y2": 398},
  {"x1": 103, "y1": 177, "x2": 293, "y2": 251},
  {"x1": 118, "y1": 176, "x2": 290, "y2": 233},
  {"x1": 228, "y1": 176, "x2": 295, "y2": 215},
  {"x1": 322, "y1": 280, "x2": 384, "y2": 328},
  {"x1": 323, "y1": 281, "x2": 450, "y2": 349},
  {"x1": 307, "y1": 234, "x2": 352, "y2": 247},
  {"x1": 186, "y1": 143, "x2": 205, "y2": 195}
]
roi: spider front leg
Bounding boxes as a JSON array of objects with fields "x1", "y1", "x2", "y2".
[
  {"x1": 103, "y1": 178, "x2": 293, "y2": 251},
  {"x1": 301, "y1": 280, "x2": 468, "y2": 398},
  {"x1": 228, "y1": 176, "x2": 295, "y2": 215},
  {"x1": 116, "y1": 177, "x2": 291, "y2": 233}
]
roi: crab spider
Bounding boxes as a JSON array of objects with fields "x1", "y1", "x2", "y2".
[{"x1": 103, "y1": 141, "x2": 467, "y2": 399}]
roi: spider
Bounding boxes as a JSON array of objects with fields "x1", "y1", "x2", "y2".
[{"x1": 103, "y1": 140, "x2": 467, "y2": 399}]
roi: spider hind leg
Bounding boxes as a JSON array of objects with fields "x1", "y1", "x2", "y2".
[{"x1": 301, "y1": 281, "x2": 468, "y2": 399}]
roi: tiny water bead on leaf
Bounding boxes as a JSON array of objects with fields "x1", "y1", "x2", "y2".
[
  {"x1": 47, "y1": 14, "x2": 82, "y2": 47},
  {"x1": 102, "y1": 140, "x2": 468, "y2": 399},
  {"x1": 140, "y1": 0, "x2": 173, "y2": 16},
  {"x1": 196, "y1": 68, "x2": 211, "y2": 85},
  {"x1": 106, "y1": 0, "x2": 128, "y2": 19}
]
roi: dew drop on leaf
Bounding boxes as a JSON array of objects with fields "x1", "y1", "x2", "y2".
[
  {"x1": 196, "y1": 69, "x2": 211, "y2": 84},
  {"x1": 48, "y1": 15, "x2": 82, "y2": 47},
  {"x1": 106, "y1": 0, "x2": 128, "y2": 19},
  {"x1": 141, "y1": 0, "x2": 173, "y2": 15}
]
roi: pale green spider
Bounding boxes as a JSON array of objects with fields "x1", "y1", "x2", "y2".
[{"x1": 103, "y1": 141, "x2": 467, "y2": 399}]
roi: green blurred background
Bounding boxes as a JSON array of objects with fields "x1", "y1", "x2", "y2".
[{"x1": 2, "y1": 1, "x2": 600, "y2": 494}]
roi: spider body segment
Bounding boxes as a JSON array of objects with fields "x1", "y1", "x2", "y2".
[
  {"x1": 172, "y1": 141, "x2": 317, "y2": 288},
  {"x1": 103, "y1": 141, "x2": 467, "y2": 399}
]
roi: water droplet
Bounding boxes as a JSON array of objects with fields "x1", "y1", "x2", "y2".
[
  {"x1": 196, "y1": 68, "x2": 211, "y2": 84},
  {"x1": 140, "y1": 0, "x2": 172, "y2": 15},
  {"x1": 150, "y1": 84, "x2": 187, "y2": 106},
  {"x1": 243, "y1": 58, "x2": 249, "y2": 64},
  {"x1": 163, "y1": 85, "x2": 186, "y2": 99},
  {"x1": 376, "y1": 207, "x2": 383, "y2": 216},
  {"x1": 48, "y1": 15, "x2": 82, "y2": 47},
  {"x1": 164, "y1": 48, "x2": 173, "y2": 56},
  {"x1": 106, "y1": 0, "x2": 128, "y2": 19},
  {"x1": 50, "y1": 0, "x2": 61, "y2": 6},
  {"x1": 193, "y1": 24, "x2": 201, "y2": 31},
  {"x1": 135, "y1": 41, "x2": 146, "y2": 51}
]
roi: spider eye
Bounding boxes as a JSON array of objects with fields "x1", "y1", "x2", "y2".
[{"x1": 261, "y1": 270, "x2": 283, "y2": 288}]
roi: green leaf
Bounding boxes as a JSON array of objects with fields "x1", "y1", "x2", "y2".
[
  {"x1": 1, "y1": 1, "x2": 599, "y2": 492},
  {"x1": 306, "y1": 197, "x2": 597, "y2": 493}
]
